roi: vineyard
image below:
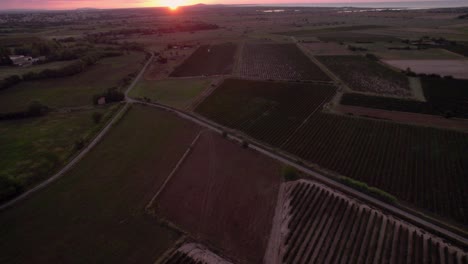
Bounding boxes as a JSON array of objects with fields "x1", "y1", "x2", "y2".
[
  {"x1": 160, "y1": 243, "x2": 232, "y2": 264},
  {"x1": 196, "y1": 79, "x2": 468, "y2": 225},
  {"x1": 269, "y1": 180, "x2": 468, "y2": 264},
  {"x1": 155, "y1": 131, "x2": 281, "y2": 263},
  {"x1": 341, "y1": 77, "x2": 468, "y2": 119},
  {"x1": 170, "y1": 43, "x2": 237, "y2": 77},
  {"x1": 196, "y1": 79, "x2": 337, "y2": 146},
  {"x1": 237, "y1": 43, "x2": 331, "y2": 81},
  {"x1": 317, "y1": 55, "x2": 411, "y2": 96}
]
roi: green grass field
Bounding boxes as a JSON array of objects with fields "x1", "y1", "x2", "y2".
[
  {"x1": 0, "y1": 52, "x2": 145, "y2": 113},
  {"x1": 0, "y1": 105, "x2": 202, "y2": 263},
  {"x1": 129, "y1": 78, "x2": 212, "y2": 109},
  {"x1": 0, "y1": 104, "x2": 120, "y2": 202}
]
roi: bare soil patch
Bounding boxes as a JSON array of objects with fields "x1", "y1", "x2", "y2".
[{"x1": 155, "y1": 132, "x2": 282, "y2": 263}]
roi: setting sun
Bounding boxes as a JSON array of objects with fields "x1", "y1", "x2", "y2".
[{"x1": 158, "y1": 0, "x2": 186, "y2": 10}]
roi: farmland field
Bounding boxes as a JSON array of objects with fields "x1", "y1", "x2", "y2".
[
  {"x1": 155, "y1": 131, "x2": 281, "y2": 263},
  {"x1": 196, "y1": 79, "x2": 337, "y2": 147},
  {"x1": 317, "y1": 55, "x2": 411, "y2": 96},
  {"x1": 282, "y1": 113, "x2": 468, "y2": 225},
  {"x1": 237, "y1": 43, "x2": 331, "y2": 81},
  {"x1": 129, "y1": 77, "x2": 212, "y2": 109},
  {"x1": 196, "y1": 79, "x2": 468, "y2": 225},
  {"x1": 341, "y1": 77, "x2": 468, "y2": 119},
  {"x1": 269, "y1": 180, "x2": 468, "y2": 264},
  {"x1": 169, "y1": 43, "x2": 237, "y2": 77},
  {"x1": 0, "y1": 105, "x2": 201, "y2": 263},
  {"x1": 0, "y1": 105, "x2": 119, "y2": 203},
  {"x1": 384, "y1": 60, "x2": 468, "y2": 79},
  {"x1": 0, "y1": 52, "x2": 145, "y2": 113}
]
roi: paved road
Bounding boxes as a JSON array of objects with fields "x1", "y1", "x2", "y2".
[
  {"x1": 132, "y1": 99, "x2": 468, "y2": 249},
  {"x1": 0, "y1": 53, "x2": 155, "y2": 211}
]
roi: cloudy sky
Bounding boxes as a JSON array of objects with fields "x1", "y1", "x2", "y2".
[{"x1": 0, "y1": 0, "x2": 451, "y2": 10}]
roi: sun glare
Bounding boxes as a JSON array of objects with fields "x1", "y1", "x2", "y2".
[{"x1": 159, "y1": 0, "x2": 186, "y2": 11}]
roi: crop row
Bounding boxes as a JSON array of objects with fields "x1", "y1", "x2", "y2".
[
  {"x1": 196, "y1": 79, "x2": 468, "y2": 225},
  {"x1": 238, "y1": 43, "x2": 331, "y2": 81},
  {"x1": 281, "y1": 181, "x2": 468, "y2": 264},
  {"x1": 317, "y1": 55, "x2": 411, "y2": 96},
  {"x1": 196, "y1": 79, "x2": 337, "y2": 146},
  {"x1": 283, "y1": 112, "x2": 468, "y2": 224},
  {"x1": 170, "y1": 43, "x2": 237, "y2": 77}
]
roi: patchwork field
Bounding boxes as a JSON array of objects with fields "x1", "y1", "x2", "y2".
[
  {"x1": 154, "y1": 131, "x2": 282, "y2": 263},
  {"x1": 196, "y1": 79, "x2": 468, "y2": 225},
  {"x1": 268, "y1": 180, "x2": 468, "y2": 264},
  {"x1": 0, "y1": 52, "x2": 145, "y2": 113},
  {"x1": 196, "y1": 79, "x2": 337, "y2": 146},
  {"x1": 384, "y1": 60, "x2": 468, "y2": 79},
  {"x1": 0, "y1": 105, "x2": 118, "y2": 202},
  {"x1": 341, "y1": 78, "x2": 468, "y2": 119},
  {"x1": 0, "y1": 105, "x2": 201, "y2": 263},
  {"x1": 317, "y1": 55, "x2": 411, "y2": 96},
  {"x1": 237, "y1": 43, "x2": 331, "y2": 81},
  {"x1": 169, "y1": 43, "x2": 237, "y2": 77},
  {"x1": 129, "y1": 77, "x2": 212, "y2": 109},
  {"x1": 282, "y1": 113, "x2": 468, "y2": 225}
]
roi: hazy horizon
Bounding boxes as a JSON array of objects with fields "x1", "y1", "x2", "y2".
[{"x1": 1, "y1": 0, "x2": 467, "y2": 11}]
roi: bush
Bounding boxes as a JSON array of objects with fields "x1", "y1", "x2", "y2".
[
  {"x1": 365, "y1": 53, "x2": 379, "y2": 61},
  {"x1": 0, "y1": 175, "x2": 23, "y2": 203},
  {"x1": 241, "y1": 140, "x2": 249, "y2": 149},
  {"x1": 0, "y1": 101, "x2": 49, "y2": 121},
  {"x1": 282, "y1": 166, "x2": 300, "y2": 181},
  {"x1": 93, "y1": 88, "x2": 125, "y2": 105},
  {"x1": 92, "y1": 112, "x2": 102, "y2": 124},
  {"x1": 339, "y1": 176, "x2": 397, "y2": 204},
  {"x1": 0, "y1": 75, "x2": 21, "y2": 90},
  {"x1": 74, "y1": 139, "x2": 85, "y2": 150}
]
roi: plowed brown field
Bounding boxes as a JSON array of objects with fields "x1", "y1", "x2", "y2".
[{"x1": 155, "y1": 132, "x2": 282, "y2": 263}]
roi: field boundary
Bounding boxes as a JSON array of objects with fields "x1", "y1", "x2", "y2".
[
  {"x1": 129, "y1": 99, "x2": 468, "y2": 249},
  {"x1": 146, "y1": 130, "x2": 204, "y2": 211}
]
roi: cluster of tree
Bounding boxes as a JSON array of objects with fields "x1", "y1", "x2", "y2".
[
  {"x1": 458, "y1": 14, "x2": 468, "y2": 19},
  {"x1": 1, "y1": 50, "x2": 123, "y2": 90},
  {"x1": 365, "y1": 53, "x2": 379, "y2": 61},
  {"x1": 0, "y1": 75, "x2": 21, "y2": 90},
  {"x1": 0, "y1": 47, "x2": 13, "y2": 66},
  {"x1": 403, "y1": 68, "x2": 453, "y2": 79},
  {"x1": 348, "y1": 45, "x2": 368, "y2": 52},
  {"x1": 92, "y1": 88, "x2": 125, "y2": 105},
  {"x1": 0, "y1": 101, "x2": 49, "y2": 121}
]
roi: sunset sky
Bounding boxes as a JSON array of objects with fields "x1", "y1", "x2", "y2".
[{"x1": 0, "y1": 0, "x2": 450, "y2": 10}]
